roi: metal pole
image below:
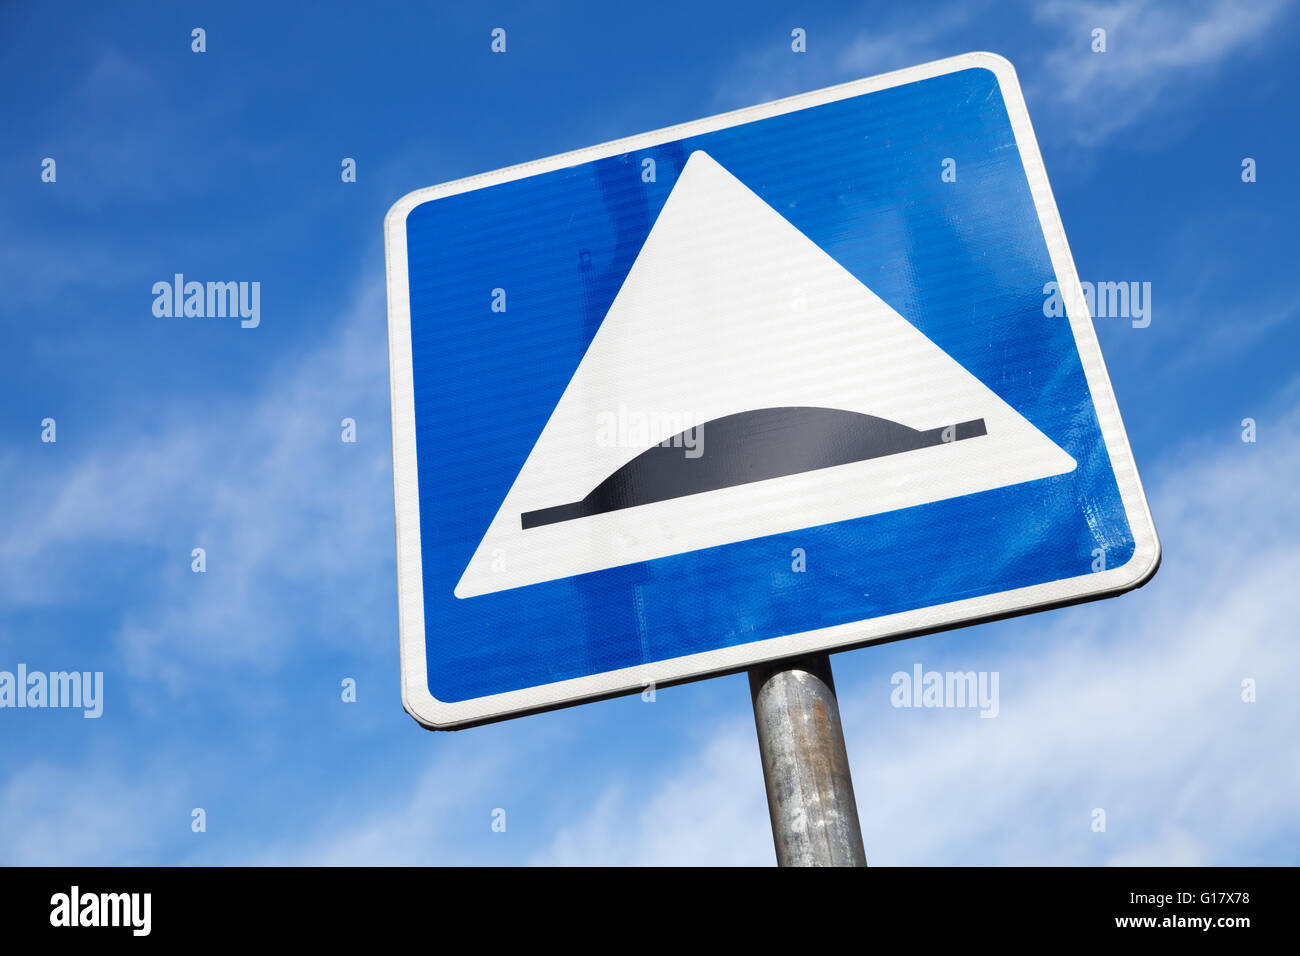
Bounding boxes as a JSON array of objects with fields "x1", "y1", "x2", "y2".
[{"x1": 749, "y1": 653, "x2": 867, "y2": 867}]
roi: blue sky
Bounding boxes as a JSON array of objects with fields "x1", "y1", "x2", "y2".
[{"x1": 1, "y1": 0, "x2": 1297, "y2": 865}]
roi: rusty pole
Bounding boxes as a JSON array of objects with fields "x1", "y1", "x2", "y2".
[{"x1": 749, "y1": 654, "x2": 867, "y2": 866}]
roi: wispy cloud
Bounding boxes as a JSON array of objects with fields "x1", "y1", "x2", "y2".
[
  {"x1": 0, "y1": 278, "x2": 393, "y2": 689},
  {"x1": 708, "y1": 0, "x2": 1293, "y2": 148},
  {"x1": 1029, "y1": 0, "x2": 1293, "y2": 146},
  {"x1": 529, "y1": 725, "x2": 772, "y2": 866},
  {"x1": 246, "y1": 745, "x2": 512, "y2": 866},
  {"x1": 0, "y1": 761, "x2": 181, "y2": 865},
  {"x1": 707, "y1": 6, "x2": 976, "y2": 112}
]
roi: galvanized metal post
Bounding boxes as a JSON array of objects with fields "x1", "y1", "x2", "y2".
[{"x1": 749, "y1": 654, "x2": 867, "y2": 866}]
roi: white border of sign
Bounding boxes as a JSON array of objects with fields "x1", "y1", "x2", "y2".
[{"x1": 384, "y1": 52, "x2": 1160, "y2": 730}]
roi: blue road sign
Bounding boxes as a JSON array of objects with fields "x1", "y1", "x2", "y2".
[{"x1": 385, "y1": 52, "x2": 1159, "y2": 729}]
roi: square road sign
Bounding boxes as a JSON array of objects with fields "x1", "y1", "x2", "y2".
[{"x1": 384, "y1": 52, "x2": 1160, "y2": 729}]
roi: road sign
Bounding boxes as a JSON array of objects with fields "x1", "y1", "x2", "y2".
[{"x1": 385, "y1": 52, "x2": 1159, "y2": 729}]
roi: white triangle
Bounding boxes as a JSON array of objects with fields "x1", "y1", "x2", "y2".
[{"x1": 455, "y1": 150, "x2": 1075, "y2": 599}]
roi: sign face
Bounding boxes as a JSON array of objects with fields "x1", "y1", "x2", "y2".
[{"x1": 385, "y1": 52, "x2": 1159, "y2": 729}]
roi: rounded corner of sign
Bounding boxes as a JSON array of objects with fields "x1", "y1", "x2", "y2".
[
  {"x1": 402, "y1": 682, "x2": 463, "y2": 731},
  {"x1": 958, "y1": 51, "x2": 1021, "y2": 88},
  {"x1": 384, "y1": 190, "x2": 429, "y2": 236},
  {"x1": 1110, "y1": 523, "x2": 1162, "y2": 596}
]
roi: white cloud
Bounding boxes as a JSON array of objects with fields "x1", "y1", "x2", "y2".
[
  {"x1": 1029, "y1": 0, "x2": 1291, "y2": 146},
  {"x1": 227, "y1": 715, "x2": 773, "y2": 867},
  {"x1": 530, "y1": 725, "x2": 772, "y2": 866},
  {"x1": 0, "y1": 762, "x2": 180, "y2": 865},
  {"x1": 0, "y1": 278, "x2": 394, "y2": 688},
  {"x1": 707, "y1": 8, "x2": 973, "y2": 112},
  {"x1": 708, "y1": 0, "x2": 1291, "y2": 148},
  {"x1": 247, "y1": 746, "x2": 510, "y2": 866}
]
